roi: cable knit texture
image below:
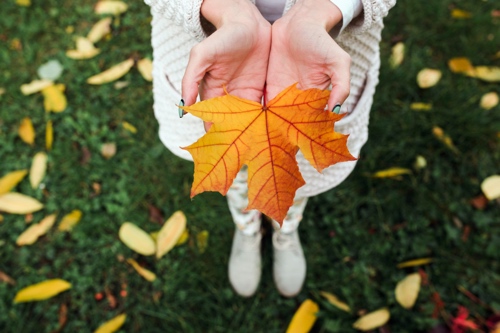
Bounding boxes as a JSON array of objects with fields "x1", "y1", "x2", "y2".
[{"x1": 145, "y1": 0, "x2": 395, "y2": 198}]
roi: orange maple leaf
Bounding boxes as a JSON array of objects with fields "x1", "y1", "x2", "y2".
[{"x1": 181, "y1": 84, "x2": 356, "y2": 224}]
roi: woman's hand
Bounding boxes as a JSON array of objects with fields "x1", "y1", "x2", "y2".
[
  {"x1": 182, "y1": 0, "x2": 271, "y2": 130},
  {"x1": 266, "y1": 0, "x2": 351, "y2": 111}
]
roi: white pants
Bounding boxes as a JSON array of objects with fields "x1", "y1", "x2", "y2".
[{"x1": 226, "y1": 167, "x2": 308, "y2": 235}]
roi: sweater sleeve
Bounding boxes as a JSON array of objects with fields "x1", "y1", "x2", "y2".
[
  {"x1": 144, "y1": 0, "x2": 207, "y2": 42},
  {"x1": 344, "y1": 0, "x2": 396, "y2": 34}
]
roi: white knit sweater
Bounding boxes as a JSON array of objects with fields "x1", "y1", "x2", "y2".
[{"x1": 145, "y1": 0, "x2": 396, "y2": 198}]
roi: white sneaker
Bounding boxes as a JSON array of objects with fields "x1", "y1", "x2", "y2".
[
  {"x1": 228, "y1": 229, "x2": 262, "y2": 297},
  {"x1": 272, "y1": 230, "x2": 306, "y2": 297}
]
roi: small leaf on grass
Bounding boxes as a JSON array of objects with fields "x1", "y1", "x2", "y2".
[
  {"x1": 66, "y1": 37, "x2": 100, "y2": 60},
  {"x1": 156, "y1": 211, "x2": 187, "y2": 259},
  {"x1": 17, "y1": 214, "x2": 57, "y2": 246},
  {"x1": 286, "y1": 299, "x2": 319, "y2": 333},
  {"x1": 473, "y1": 66, "x2": 500, "y2": 82},
  {"x1": 14, "y1": 279, "x2": 71, "y2": 303},
  {"x1": 451, "y1": 8, "x2": 472, "y2": 18},
  {"x1": 94, "y1": 314, "x2": 126, "y2": 333},
  {"x1": 19, "y1": 117, "x2": 35, "y2": 145},
  {"x1": 87, "y1": 17, "x2": 112, "y2": 43},
  {"x1": 481, "y1": 175, "x2": 500, "y2": 200},
  {"x1": 0, "y1": 193, "x2": 44, "y2": 214},
  {"x1": 20, "y1": 79, "x2": 53, "y2": 95},
  {"x1": 95, "y1": 1, "x2": 128, "y2": 15},
  {"x1": 126, "y1": 259, "x2": 156, "y2": 282},
  {"x1": 42, "y1": 84, "x2": 67, "y2": 113},
  {"x1": 448, "y1": 57, "x2": 475, "y2": 75},
  {"x1": 0, "y1": 170, "x2": 28, "y2": 195},
  {"x1": 122, "y1": 121, "x2": 137, "y2": 134},
  {"x1": 46, "y1": 120, "x2": 53, "y2": 150},
  {"x1": 196, "y1": 230, "x2": 209, "y2": 254},
  {"x1": 119, "y1": 222, "x2": 156, "y2": 256},
  {"x1": 389, "y1": 42, "x2": 404, "y2": 68},
  {"x1": 87, "y1": 59, "x2": 134, "y2": 85},
  {"x1": 0, "y1": 270, "x2": 16, "y2": 285},
  {"x1": 37, "y1": 60, "x2": 64, "y2": 81},
  {"x1": 137, "y1": 58, "x2": 153, "y2": 81},
  {"x1": 480, "y1": 92, "x2": 499, "y2": 110},
  {"x1": 30, "y1": 152, "x2": 48, "y2": 189},
  {"x1": 353, "y1": 308, "x2": 390, "y2": 331},
  {"x1": 16, "y1": 0, "x2": 31, "y2": 6},
  {"x1": 319, "y1": 291, "x2": 351, "y2": 312},
  {"x1": 395, "y1": 273, "x2": 421, "y2": 309},
  {"x1": 58, "y1": 210, "x2": 82, "y2": 231},
  {"x1": 433, "y1": 126, "x2": 459, "y2": 154},
  {"x1": 397, "y1": 257, "x2": 433, "y2": 268},
  {"x1": 414, "y1": 155, "x2": 427, "y2": 169},
  {"x1": 372, "y1": 167, "x2": 412, "y2": 178},
  {"x1": 417, "y1": 68, "x2": 442, "y2": 88},
  {"x1": 176, "y1": 229, "x2": 189, "y2": 246},
  {"x1": 101, "y1": 143, "x2": 117, "y2": 159},
  {"x1": 410, "y1": 102, "x2": 432, "y2": 111}
]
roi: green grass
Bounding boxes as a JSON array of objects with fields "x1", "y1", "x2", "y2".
[{"x1": 1, "y1": 0, "x2": 499, "y2": 332}]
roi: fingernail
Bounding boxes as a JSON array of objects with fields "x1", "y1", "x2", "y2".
[
  {"x1": 178, "y1": 99, "x2": 185, "y2": 118},
  {"x1": 332, "y1": 104, "x2": 341, "y2": 114}
]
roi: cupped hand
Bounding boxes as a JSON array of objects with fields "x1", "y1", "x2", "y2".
[
  {"x1": 266, "y1": 0, "x2": 351, "y2": 111},
  {"x1": 182, "y1": 0, "x2": 271, "y2": 131}
]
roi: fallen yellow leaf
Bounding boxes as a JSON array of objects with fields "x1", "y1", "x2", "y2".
[
  {"x1": 480, "y1": 92, "x2": 499, "y2": 110},
  {"x1": 196, "y1": 230, "x2": 209, "y2": 254},
  {"x1": 58, "y1": 210, "x2": 82, "y2": 231},
  {"x1": 94, "y1": 314, "x2": 126, "y2": 333},
  {"x1": 66, "y1": 37, "x2": 100, "y2": 60},
  {"x1": 16, "y1": 214, "x2": 57, "y2": 246},
  {"x1": 397, "y1": 257, "x2": 433, "y2": 268},
  {"x1": 101, "y1": 142, "x2": 117, "y2": 159},
  {"x1": 319, "y1": 291, "x2": 351, "y2": 312},
  {"x1": 87, "y1": 17, "x2": 112, "y2": 43},
  {"x1": 414, "y1": 155, "x2": 427, "y2": 169},
  {"x1": 481, "y1": 175, "x2": 500, "y2": 200},
  {"x1": 122, "y1": 121, "x2": 137, "y2": 134},
  {"x1": 372, "y1": 167, "x2": 412, "y2": 178},
  {"x1": 473, "y1": 66, "x2": 500, "y2": 82},
  {"x1": 432, "y1": 126, "x2": 459, "y2": 154},
  {"x1": 119, "y1": 222, "x2": 156, "y2": 256},
  {"x1": 417, "y1": 68, "x2": 442, "y2": 88},
  {"x1": 87, "y1": 59, "x2": 134, "y2": 85},
  {"x1": 0, "y1": 193, "x2": 44, "y2": 214},
  {"x1": 410, "y1": 102, "x2": 432, "y2": 111},
  {"x1": 29, "y1": 152, "x2": 48, "y2": 189},
  {"x1": 19, "y1": 117, "x2": 35, "y2": 145},
  {"x1": 451, "y1": 8, "x2": 472, "y2": 18},
  {"x1": 389, "y1": 42, "x2": 404, "y2": 68},
  {"x1": 156, "y1": 211, "x2": 187, "y2": 259},
  {"x1": 448, "y1": 57, "x2": 475, "y2": 76},
  {"x1": 95, "y1": 1, "x2": 128, "y2": 15},
  {"x1": 395, "y1": 273, "x2": 421, "y2": 309},
  {"x1": 46, "y1": 120, "x2": 53, "y2": 150},
  {"x1": 42, "y1": 84, "x2": 67, "y2": 113},
  {"x1": 353, "y1": 308, "x2": 390, "y2": 331},
  {"x1": 126, "y1": 258, "x2": 156, "y2": 282},
  {"x1": 20, "y1": 79, "x2": 53, "y2": 95},
  {"x1": 286, "y1": 299, "x2": 319, "y2": 333},
  {"x1": 176, "y1": 229, "x2": 189, "y2": 246},
  {"x1": 0, "y1": 170, "x2": 28, "y2": 195},
  {"x1": 16, "y1": 0, "x2": 31, "y2": 6},
  {"x1": 14, "y1": 279, "x2": 71, "y2": 303},
  {"x1": 137, "y1": 58, "x2": 153, "y2": 81}
]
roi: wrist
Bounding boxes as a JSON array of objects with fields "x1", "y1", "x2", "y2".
[
  {"x1": 201, "y1": 0, "x2": 260, "y2": 29},
  {"x1": 294, "y1": 0, "x2": 342, "y2": 31}
]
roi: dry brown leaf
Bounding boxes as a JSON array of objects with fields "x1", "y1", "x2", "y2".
[
  {"x1": 389, "y1": 42, "x2": 404, "y2": 68},
  {"x1": 473, "y1": 66, "x2": 500, "y2": 82},
  {"x1": 286, "y1": 299, "x2": 319, "y2": 333},
  {"x1": 417, "y1": 68, "x2": 442, "y2": 88},
  {"x1": 0, "y1": 193, "x2": 44, "y2": 214},
  {"x1": 480, "y1": 92, "x2": 499, "y2": 110},
  {"x1": 481, "y1": 175, "x2": 500, "y2": 200},
  {"x1": 94, "y1": 313, "x2": 126, "y2": 333},
  {"x1": 87, "y1": 17, "x2": 112, "y2": 43},
  {"x1": 19, "y1": 117, "x2": 35, "y2": 145},
  {"x1": 20, "y1": 79, "x2": 53, "y2": 95},
  {"x1": 372, "y1": 167, "x2": 412, "y2": 178},
  {"x1": 0, "y1": 170, "x2": 28, "y2": 195},
  {"x1": 451, "y1": 8, "x2": 472, "y2": 18},
  {"x1": 448, "y1": 57, "x2": 475, "y2": 75},
  {"x1": 14, "y1": 279, "x2": 71, "y2": 303},
  {"x1": 16, "y1": 214, "x2": 57, "y2": 246},
  {"x1": 319, "y1": 291, "x2": 351, "y2": 312},
  {"x1": 101, "y1": 143, "x2": 117, "y2": 159},
  {"x1": 126, "y1": 258, "x2": 156, "y2": 282},
  {"x1": 66, "y1": 37, "x2": 100, "y2": 60},
  {"x1": 87, "y1": 59, "x2": 134, "y2": 85},
  {"x1": 352, "y1": 308, "x2": 390, "y2": 331},
  {"x1": 58, "y1": 210, "x2": 82, "y2": 231},
  {"x1": 30, "y1": 152, "x2": 48, "y2": 189},
  {"x1": 395, "y1": 273, "x2": 421, "y2": 309},
  {"x1": 156, "y1": 211, "x2": 187, "y2": 259},
  {"x1": 196, "y1": 230, "x2": 209, "y2": 254},
  {"x1": 122, "y1": 121, "x2": 137, "y2": 134},
  {"x1": 119, "y1": 222, "x2": 156, "y2": 256},
  {"x1": 397, "y1": 258, "x2": 433, "y2": 268},
  {"x1": 42, "y1": 84, "x2": 67, "y2": 113},
  {"x1": 46, "y1": 120, "x2": 53, "y2": 150},
  {"x1": 410, "y1": 102, "x2": 432, "y2": 111},
  {"x1": 137, "y1": 58, "x2": 153, "y2": 81},
  {"x1": 0, "y1": 270, "x2": 16, "y2": 285},
  {"x1": 95, "y1": 1, "x2": 128, "y2": 15}
]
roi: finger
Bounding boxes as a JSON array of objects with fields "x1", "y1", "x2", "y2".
[
  {"x1": 327, "y1": 50, "x2": 351, "y2": 112},
  {"x1": 204, "y1": 121, "x2": 213, "y2": 132},
  {"x1": 182, "y1": 44, "x2": 211, "y2": 107}
]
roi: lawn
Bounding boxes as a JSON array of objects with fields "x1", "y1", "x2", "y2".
[{"x1": 0, "y1": 0, "x2": 499, "y2": 332}]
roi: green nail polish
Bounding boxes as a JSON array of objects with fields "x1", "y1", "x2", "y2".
[
  {"x1": 178, "y1": 99, "x2": 185, "y2": 118},
  {"x1": 332, "y1": 104, "x2": 341, "y2": 114}
]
